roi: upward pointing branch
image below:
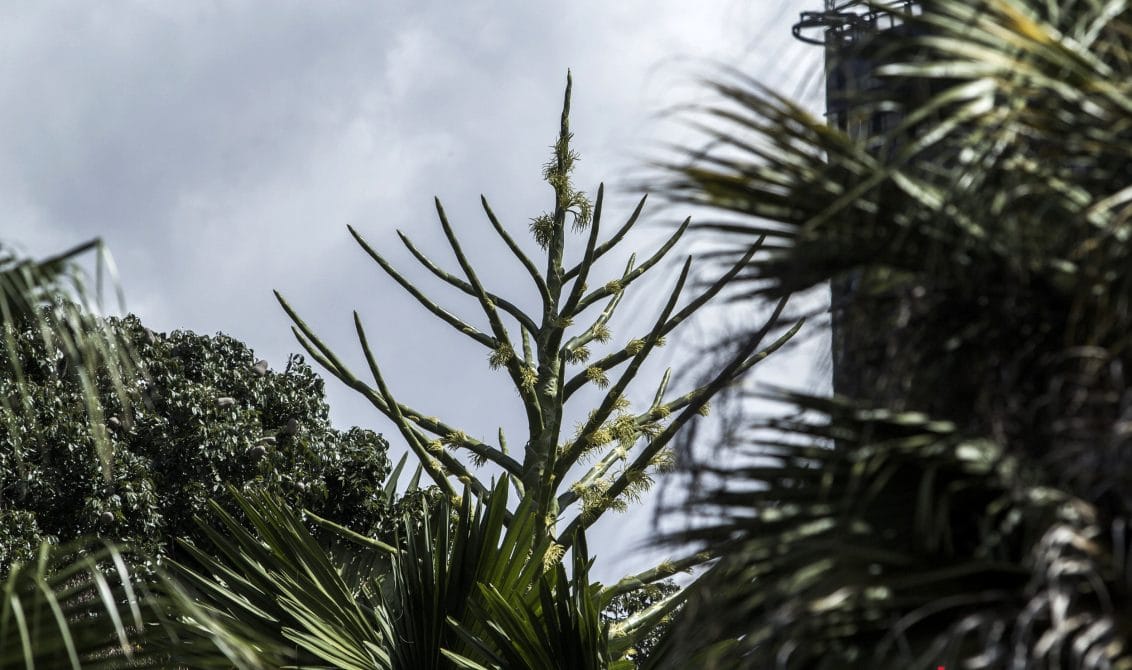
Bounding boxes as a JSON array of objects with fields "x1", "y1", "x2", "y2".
[
  {"x1": 347, "y1": 226, "x2": 496, "y2": 350},
  {"x1": 395, "y1": 230, "x2": 539, "y2": 334},
  {"x1": 353, "y1": 311, "x2": 460, "y2": 500},
  {"x1": 559, "y1": 183, "x2": 605, "y2": 319},
  {"x1": 433, "y1": 198, "x2": 544, "y2": 437},
  {"x1": 563, "y1": 194, "x2": 648, "y2": 282},
  {"x1": 272, "y1": 77, "x2": 799, "y2": 614},
  {"x1": 482, "y1": 195, "x2": 551, "y2": 306},
  {"x1": 556, "y1": 257, "x2": 693, "y2": 479}
]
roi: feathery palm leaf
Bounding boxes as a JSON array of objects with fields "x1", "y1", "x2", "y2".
[
  {"x1": 651, "y1": 394, "x2": 1132, "y2": 669},
  {"x1": 0, "y1": 541, "x2": 189, "y2": 669},
  {"x1": 1, "y1": 239, "x2": 137, "y2": 482},
  {"x1": 656, "y1": 0, "x2": 1132, "y2": 442},
  {"x1": 651, "y1": 0, "x2": 1132, "y2": 666}
]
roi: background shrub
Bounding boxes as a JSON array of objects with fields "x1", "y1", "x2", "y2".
[{"x1": 0, "y1": 314, "x2": 400, "y2": 572}]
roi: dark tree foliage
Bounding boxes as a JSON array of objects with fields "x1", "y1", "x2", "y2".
[
  {"x1": 603, "y1": 579, "x2": 680, "y2": 668},
  {"x1": 0, "y1": 313, "x2": 401, "y2": 573}
]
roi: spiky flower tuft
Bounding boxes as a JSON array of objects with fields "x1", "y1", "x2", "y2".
[
  {"x1": 542, "y1": 135, "x2": 578, "y2": 187},
  {"x1": 566, "y1": 345, "x2": 591, "y2": 364},
  {"x1": 585, "y1": 365, "x2": 608, "y2": 387},
  {"x1": 651, "y1": 448, "x2": 677, "y2": 473},
  {"x1": 520, "y1": 365, "x2": 538, "y2": 390},
  {"x1": 622, "y1": 469, "x2": 653, "y2": 503},
  {"x1": 586, "y1": 427, "x2": 612, "y2": 451},
  {"x1": 543, "y1": 542, "x2": 566, "y2": 570},
  {"x1": 592, "y1": 323, "x2": 612, "y2": 343},
  {"x1": 580, "y1": 479, "x2": 619, "y2": 521},
  {"x1": 530, "y1": 213, "x2": 555, "y2": 248},
  {"x1": 489, "y1": 344, "x2": 514, "y2": 370},
  {"x1": 611, "y1": 414, "x2": 639, "y2": 444},
  {"x1": 567, "y1": 190, "x2": 593, "y2": 232},
  {"x1": 443, "y1": 430, "x2": 468, "y2": 448}
]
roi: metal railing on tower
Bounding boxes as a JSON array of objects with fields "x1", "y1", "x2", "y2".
[{"x1": 793, "y1": 1, "x2": 920, "y2": 46}]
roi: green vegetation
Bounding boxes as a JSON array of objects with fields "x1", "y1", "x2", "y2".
[
  {"x1": 648, "y1": 1, "x2": 1132, "y2": 667},
  {"x1": 276, "y1": 74, "x2": 794, "y2": 557},
  {"x1": 0, "y1": 73, "x2": 784, "y2": 667},
  {"x1": 218, "y1": 71, "x2": 794, "y2": 666},
  {"x1": 7, "y1": 0, "x2": 1131, "y2": 664},
  {"x1": 171, "y1": 479, "x2": 632, "y2": 669},
  {"x1": 0, "y1": 314, "x2": 398, "y2": 573},
  {"x1": 0, "y1": 240, "x2": 137, "y2": 486}
]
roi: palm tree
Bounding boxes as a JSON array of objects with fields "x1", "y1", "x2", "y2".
[{"x1": 649, "y1": 0, "x2": 1132, "y2": 667}]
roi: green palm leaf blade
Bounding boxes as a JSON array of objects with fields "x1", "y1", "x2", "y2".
[
  {"x1": 168, "y1": 479, "x2": 578, "y2": 669},
  {"x1": 167, "y1": 489, "x2": 391, "y2": 669},
  {"x1": 0, "y1": 240, "x2": 139, "y2": 484},
  {"x1": 0, "y1": 540, "x2": 243, "y2": 669},
  {"x1": 379, "y1": 479, "x2": 559, "y2": 670},
  {"x1": 446, "y1": 531, "x2": 634, "y2": 670}
]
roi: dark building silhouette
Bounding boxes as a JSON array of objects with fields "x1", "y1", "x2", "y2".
[
  {"x1": 794, "y1": 2, "x2": 925, "y2": 406},
  {"x1": 795, "y1": 2, "x2": 920, "y2": 138}
]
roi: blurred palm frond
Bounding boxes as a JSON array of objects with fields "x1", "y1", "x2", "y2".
[
  {"x1": 650, "y1": 0, "x2": 1132, "y2": 666},
  {"x1": 1, "y1": 239, "x2": 137, "y2": 481}
]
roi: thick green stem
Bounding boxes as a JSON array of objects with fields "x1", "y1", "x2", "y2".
[{"x1": 525, "y1": 72, "x2": 578, "y2": 532}]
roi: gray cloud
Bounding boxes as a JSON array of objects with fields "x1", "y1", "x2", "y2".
[{"x1": 1, "y1": 1, "x2": 824, "y2": 581}]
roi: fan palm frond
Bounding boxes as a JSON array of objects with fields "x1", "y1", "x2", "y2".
[
  {"x1": 651, "y1": 394, "x2": 1132, "y2": 669},
  {"x1": 446, "y1": 531, "x2": 635, "y2": 670},
  {"x1": 168, "y1": 489, "x2": 395, "y2": 668}
]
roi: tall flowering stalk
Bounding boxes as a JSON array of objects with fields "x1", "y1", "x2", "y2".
[{"x1": 276, "y1": 73, "x2": 797, "y2": 633}]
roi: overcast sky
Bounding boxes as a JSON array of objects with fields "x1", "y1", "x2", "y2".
[{"x1": 2, "y1": 2, "x2": 826, "y2": 582}]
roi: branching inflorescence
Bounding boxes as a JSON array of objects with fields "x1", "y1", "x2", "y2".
[{"x1": 275, "y1": 73, "x2": 798, "y2": 602}]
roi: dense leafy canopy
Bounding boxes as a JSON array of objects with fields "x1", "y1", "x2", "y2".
[{"x1": 0, "y1": 313, "x2": 399, "y2": 572}]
